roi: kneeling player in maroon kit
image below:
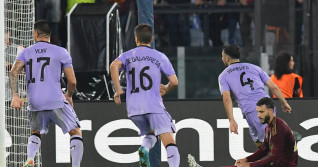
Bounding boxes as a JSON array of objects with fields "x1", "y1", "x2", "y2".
[{"x1": 234, "y1": 97, "x2": 298, "y2": 167}]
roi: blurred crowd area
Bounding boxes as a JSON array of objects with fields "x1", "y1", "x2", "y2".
[
  {"x1": 36, "y1": 0, "x2": 304, "y2": 63},
  {"x1": 33, "y1": 0, "x2": 305, "y2": 99}
]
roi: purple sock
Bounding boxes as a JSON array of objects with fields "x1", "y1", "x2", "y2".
[
  {"x1": 27, "y1": 134, "x2": 41, "y2": 159},
  {"x1": 141, "y1": 135, "x2": 157, "y2": 150},
  {"x1": 70, "y1": 135, "x2": 83, "y2": 167},
  {"x1": 166, "y1": 144, "x2": 180, "y2": 167}
]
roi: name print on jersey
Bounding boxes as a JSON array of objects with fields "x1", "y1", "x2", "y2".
[
  {"x1": 125, "y1": 56, "x2": 161, "y2": 68},
  {"x1": 35, "y1": 48, "x2": 47, "y2": 54},
  {"x1": 227, "y1": 65, "x2": 249, "y2": 74}
]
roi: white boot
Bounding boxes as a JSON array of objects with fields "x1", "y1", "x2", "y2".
[{"x1": 188, "y1": 154, "x2": 202, "y2": 167}]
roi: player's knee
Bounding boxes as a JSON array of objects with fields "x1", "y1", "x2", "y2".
[
  {"x1": 160, "y1": 132, "x2": 175, "y2": 145},
  {"x1": 69, "y1": 128, "x2": 82, "y2": 136},
  {"x1": 31, "y1": 132, "x2": 41, "y2": 139},
  {"x1": 31, "y1": 130, "x2": 40, "y2": 135}
]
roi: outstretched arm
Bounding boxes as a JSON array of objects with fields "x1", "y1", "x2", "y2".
[
  {"x1": 110, "y1": 60, "x2": 124, "y2": 104},
  {"x1": 222, "y1": 90, "x2": 238, "y2": 134},
  {"x1": 266, "y1": 79, "x2": 291, "y2": 113},
  {"x1": 10, "y1": 60, "x2": 24, "y2": 109}
]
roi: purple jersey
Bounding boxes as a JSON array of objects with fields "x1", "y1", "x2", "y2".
[
  {"x1": 116, "y1": 46, "x2": 175, "y2": 117},
  {"x1": 17, "y1": 41, "x2": 72, "y2": 111},
  {"x1": 218, "y1": 62, "x2": 270, "y2": 114}
]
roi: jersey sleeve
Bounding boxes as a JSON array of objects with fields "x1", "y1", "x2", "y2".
[
  {"x1": 115, "y1": 53, "x2": 126, "y2": 71},
  {"x1": 16, "y1": 49, "x2": 26, "y2": 64},
  {"x1": 258, "y1": 67, "x2": 270, "y2": 84},
  {"x1": 160, "y1": 54, "x2": 175, "y2": 76},
  {"x1": 218, "y1": 74, "x2": 230, "y2": 94},
  {"x1": 60, "y1": 48, "x2": 73, "y2": 69}
]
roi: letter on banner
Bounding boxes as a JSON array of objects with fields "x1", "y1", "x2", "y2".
[
  {"x1": 217, "y1": 108, "x2": 252, "y2": 160},
  {"x1": 298, "y1": 118, "x2": 318, "y2": 161},
  {"x1": 56, "y1": 120, "x2": 92, "y2": 163},
  {"x1": 94, "y1": 119, "x2": 143, "y2": 163},
  {"x1": 161, "y1": 119, "x2": 214, "y2": 162}
]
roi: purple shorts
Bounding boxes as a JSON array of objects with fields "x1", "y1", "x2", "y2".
[
  {"x1": 28, "y1": 103, "x2": 80, "y2": 134},
  {"x1": 245, "y1": 107, "x2": 277, "y2": 142},
  {"x1": 130, "y1": 110, "x2": 176, "y2": 136}
]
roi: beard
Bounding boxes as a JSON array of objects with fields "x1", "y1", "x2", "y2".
[
  {"x1": 261, "y1": 115, "x2": 270, "y2": 124},
  {"x1": 223, "y1": 61, "x2": 228, "y2": 67}
]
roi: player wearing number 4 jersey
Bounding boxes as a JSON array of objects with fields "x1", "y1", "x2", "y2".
[
  {"x1": 10, "y1": 20, "x2": 83, "y2": 167},
  {"x1": 111, "y1": 24, "x2": 180, "y2": 167},
  {"x1": 218, "y1": 45, "x2": 291, "y2": 147}
]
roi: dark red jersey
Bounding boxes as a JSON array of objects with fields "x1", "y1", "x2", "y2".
[{"x1": 246, "y1": 117, "x2": 298, "y2": 167}]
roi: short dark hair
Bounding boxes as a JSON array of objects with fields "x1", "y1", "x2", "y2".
[
  {"x1": 274, "y1": 51, "x2": 292, "y2": 79},
  {"x1": 134, "y1": 24, "x2": 152, "y2": 44},
  {"x1": 34, "y1": 20, "x2": 52, "y2": 36},
  {"x1": 223, "y1": 45, "x2": 240, "y2": 59},
  {"x1": 257, "y1": 97, "x2": 275, "y2": 109}
]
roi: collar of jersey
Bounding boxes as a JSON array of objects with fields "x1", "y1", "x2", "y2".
[
  {"x1": 36, "y1": 41, "x2": 50, "y2": 44},
  {"x1": 230, "y1": 62, "x2": 242, "y2": 65},
  {"x1": 138, "y1": 45, "x2": 151, "y2": 48}
]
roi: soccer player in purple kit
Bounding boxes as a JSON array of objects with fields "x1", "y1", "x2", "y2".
[
  {"x1": 218, "y1": 45, "x2": 291, "y2": 147},
  {"x1": 10, "y1": 20, "x2": 83, "y2": 167},
  {"x1": 110, "y1": 24, "x2": 180, "y2": 167}
]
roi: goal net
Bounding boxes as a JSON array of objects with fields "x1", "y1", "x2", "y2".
[{"x1": 2, "y1": 0, "x2": 42, "y2": 166}]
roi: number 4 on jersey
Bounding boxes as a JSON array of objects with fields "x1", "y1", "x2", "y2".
[{"x1": 240, "y1": 72, "x2": 254, "y2": 90}]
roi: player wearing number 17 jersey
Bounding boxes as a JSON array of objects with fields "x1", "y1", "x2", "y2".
[
  {"x1": 111, "y1": 24, "x2": 180, "y2": 167},
  {"x1": 218, "y1": 45, "x2": 291, "y2": 147},
  {"x1": 10, "y1": 20, "x2": 83, "y2": 167}
]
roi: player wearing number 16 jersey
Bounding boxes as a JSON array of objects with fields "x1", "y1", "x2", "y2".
[
  {"x1": 10, "y1": 20, "x2": 83, "y2": 167},
  {"x1": 111, "y1": 24, "x2": 180, "y2": 167},
  {"x1": 218, "y1": 45, "x2": 291, "y2": 147}
]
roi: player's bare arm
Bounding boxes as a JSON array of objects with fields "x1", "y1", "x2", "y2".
[
  {"x1": 160, "y1": 74, "x2": 178, "y2": 96},
  {"x1": 266, "y1": 79, "x2": 292, "y2": 113},
  {"x1": 237, "y1": 162, "x2": 250, "y2": 167},
  {"x1": 9, "y1": 60, "x2": 25, "y2": 109},
  {"x1": 110, "y1": 60, "x2": 124, "y2": 104},
  {"x1": 64, "y1": 67, "x2": 76, "y2": 107},
  {"x1": 235, "y1": 158, "x2": 247, "y2": 166},
  {"x1": 222, "y1": 90, "x2": 238, "y2": 134}
]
